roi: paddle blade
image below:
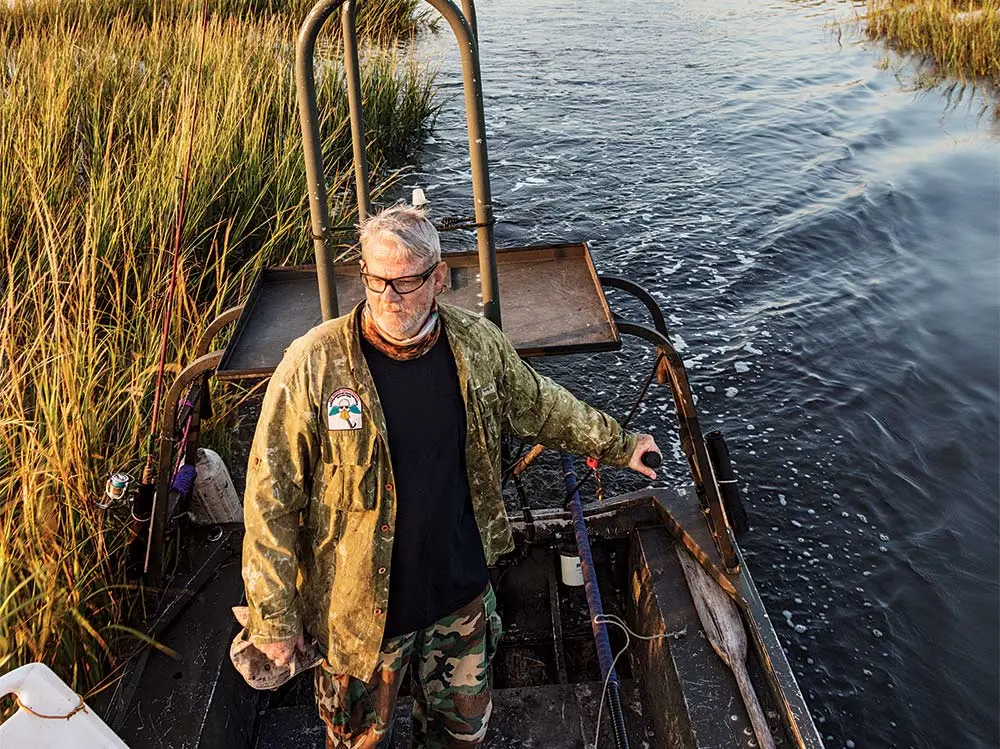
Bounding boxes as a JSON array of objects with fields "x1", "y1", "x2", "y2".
[{"x1": 677, "y1": 547, "x2": 776, "y2": 749}]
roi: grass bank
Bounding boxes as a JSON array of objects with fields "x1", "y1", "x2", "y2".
[
  {"x1": 0, "y1": 3, "x2": 437, "y2": 705},
  {"x1": 864, "y1": 0, "x2": 1000, "y2": 92}
]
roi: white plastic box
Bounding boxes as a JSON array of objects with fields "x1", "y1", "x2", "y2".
[{"x1": 0, "y1": 663, "x2": 129, "y2": 748}]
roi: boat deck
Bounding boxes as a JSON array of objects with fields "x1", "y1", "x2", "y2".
[
  {"x1": 255, "y1": 682, "x2": 653, "y2": 748},
  {"x1": 100, "y1": 484, "x2": 822, "y2": 748}
]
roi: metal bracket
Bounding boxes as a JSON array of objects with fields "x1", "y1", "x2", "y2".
[{"x1": 196, "y1": 305, "x2": 245, "y2": 358}]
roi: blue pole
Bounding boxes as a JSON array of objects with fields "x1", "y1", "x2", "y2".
[{"x1": 561, "y1": 454, "x2": 630, "y2": 749}]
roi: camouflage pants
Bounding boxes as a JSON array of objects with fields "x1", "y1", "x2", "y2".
[{"x1": 315, "y1": 585, "x2": 503, "y2": 749}]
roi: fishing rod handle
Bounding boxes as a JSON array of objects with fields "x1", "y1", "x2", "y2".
[{"x1": 640, "y1": 451, "x2": 662, "y2": 469}]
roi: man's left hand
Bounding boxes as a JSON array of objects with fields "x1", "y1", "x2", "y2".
[{"x1": 628, "y1": 434, "x2": 661, "y2": 480}]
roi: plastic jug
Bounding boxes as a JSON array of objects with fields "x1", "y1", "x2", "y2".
[{"x1": 190, "y1": 447, "x2": 242, "y2": 525}]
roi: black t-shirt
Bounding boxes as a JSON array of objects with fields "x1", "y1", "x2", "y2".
[{"x1": 361, "y1": 328, "x2": 489, "y2": 637}]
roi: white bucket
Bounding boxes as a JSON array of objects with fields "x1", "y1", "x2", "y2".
[
  {"x1": 0, "y1": 663, "x2": 130, "y2": 748},
  {"x1": 189, "y1": 447, "x2": 243, "y2": 525},
  {"x1": 559, "y1": 553, "x2": 584, "y2": 587}
]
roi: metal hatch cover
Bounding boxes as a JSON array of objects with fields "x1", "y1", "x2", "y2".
[{"x1": 216, "y1": 242, "x2": 621, "y2": 379}]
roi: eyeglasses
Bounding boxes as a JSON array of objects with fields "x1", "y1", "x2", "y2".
[{"x1": 360, "y1": 262, "x2": 440, "y2": 295}]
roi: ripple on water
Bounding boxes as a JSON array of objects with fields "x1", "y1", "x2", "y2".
[{"x1": 407, "y1": 1, "x2": 999, "y2": 746}]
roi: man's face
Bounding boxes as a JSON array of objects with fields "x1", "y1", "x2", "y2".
[{"x1": 362, "y1": 239, "x2": 447, "y2": 340}]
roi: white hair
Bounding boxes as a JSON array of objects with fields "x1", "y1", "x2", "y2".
[{"x1": 359, "y1": 204, "x2": 441, "y2": 265}]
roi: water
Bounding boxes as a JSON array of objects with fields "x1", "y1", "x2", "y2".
[{"x1": 398, "y1": 0, "x2": 999, "y2": 746}]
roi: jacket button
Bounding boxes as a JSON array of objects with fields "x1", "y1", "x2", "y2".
[
  {"x1": 380, "y1": 523, "x2": 390, "y2": 533},
  {"x1": 374, "y1": 607, "x2": 383, "y2": 615},
  {"x1": 385, "y1": 482, "x2": 393, "y2": 492},
  {"x1": 378, "y1": 567, "x2": 386, "y2": 575}
]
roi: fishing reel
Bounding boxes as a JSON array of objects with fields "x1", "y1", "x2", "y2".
[
  {"x1": 95, "y1": 471, "x2": 134, "y2": 510},
  {"x1": 95, "y1": 470, "x2": 151, "y2": 523}
]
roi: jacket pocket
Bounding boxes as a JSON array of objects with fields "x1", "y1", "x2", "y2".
[{"x1": 322, "y1": 430, "x2": 377, "y2": 512}]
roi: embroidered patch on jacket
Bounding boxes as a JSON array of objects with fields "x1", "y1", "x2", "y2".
[{"x1": 327, "y1": 388, "x2": 363, "y2": 431}]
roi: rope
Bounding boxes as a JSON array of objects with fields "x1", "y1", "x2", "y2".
[
  {"x1": 171, "y1": 463, "x2": 198, "y2": 496},
  {"x1": 591, "y1": 614, "x2": 679, "y2": 749},
  {"x1": 14, "y1": 693, "x2": 86, "y2": 721}
]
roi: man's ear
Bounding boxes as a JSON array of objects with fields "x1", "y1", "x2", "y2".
[{"x1": 433, "y1": 261, "x2": 449, "y2": 294}]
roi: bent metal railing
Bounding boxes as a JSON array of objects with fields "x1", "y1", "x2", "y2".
[{"x1": 296, "y1": 0, "x2": 501, "y2": 327}]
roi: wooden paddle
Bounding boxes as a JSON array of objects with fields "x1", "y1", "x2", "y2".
[{"x1": 676, "y1": 548, "x2": 776, "y2": 749}]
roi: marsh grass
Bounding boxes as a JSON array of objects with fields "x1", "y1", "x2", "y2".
[
  {"x1": 0, "y1": 7, "x2": 437, "y2": 706},
  {"x1": 864, "y1": 0, "x2": 1000, "y2": 89},
  {"x1": 1, "y1": 0, "x2": 431, "y2": 42}
]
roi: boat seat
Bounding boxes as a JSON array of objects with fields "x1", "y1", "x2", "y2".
[{"x1": 217, "y1": 243, "x2": 620, "y2": 379}]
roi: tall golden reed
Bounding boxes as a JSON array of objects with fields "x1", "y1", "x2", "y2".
[
  {"x1": 0, "y1": 4, "x2": 437, "y2": 703},
  {"x1": 865, "y1": 0, "x2": 1000, "y2": 85}
]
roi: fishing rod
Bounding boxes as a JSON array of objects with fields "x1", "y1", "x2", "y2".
[{"x1": 124, "y1": 1, "x2": 212, "y2": 581}]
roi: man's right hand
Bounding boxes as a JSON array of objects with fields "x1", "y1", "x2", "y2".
[{"x1": 256, "y1": 632, "x2": 306, "y2": 666}]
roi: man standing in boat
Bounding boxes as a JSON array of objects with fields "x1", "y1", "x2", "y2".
[{"x1": 241, "y1": 204, "x2": 660, "y2": 748}]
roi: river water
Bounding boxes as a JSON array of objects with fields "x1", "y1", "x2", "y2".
[{"x1": 400, "y1": 0, "x2": 999, "y2": 746}]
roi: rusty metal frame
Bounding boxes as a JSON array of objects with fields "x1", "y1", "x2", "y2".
[
  {"x1": 614, "y1": 319, "x2": 739, "y2": 572},
  {"x1": 196, "y1": 305, "x2": 245, "y2": 358},
  {"x1": 296, "y1": 0, "x2": 500, "y2": 326}
]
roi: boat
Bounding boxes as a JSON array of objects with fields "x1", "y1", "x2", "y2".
[{"x1": 66, "y1": 1, "x2": 827, "y2": 747}]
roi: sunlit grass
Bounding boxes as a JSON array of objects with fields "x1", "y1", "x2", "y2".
[
  {"x1": 0, "y1": 6, "x2": 437, "y2": 706},
  {"x1": 1, "y1": 0, "x2": 432, "y2": 42},
  {"x1": 864, "y1": 0, "x2": 1000, "y2": 87}
]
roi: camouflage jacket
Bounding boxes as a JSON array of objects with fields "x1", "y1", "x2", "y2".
[{"x1": 242, "y1": 302, "x2": 637, "y2": 680}]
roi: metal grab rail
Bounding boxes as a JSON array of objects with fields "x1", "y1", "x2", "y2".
[
  {"x1": 615, "y1": 319, "x2": 738, "y2": 572},
  {"x1": 600, "y1": 274, "x2": 738, "y2": 570},
  {"x1": 295, "y1": 0, "x2": 501, "y2": 327}
]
